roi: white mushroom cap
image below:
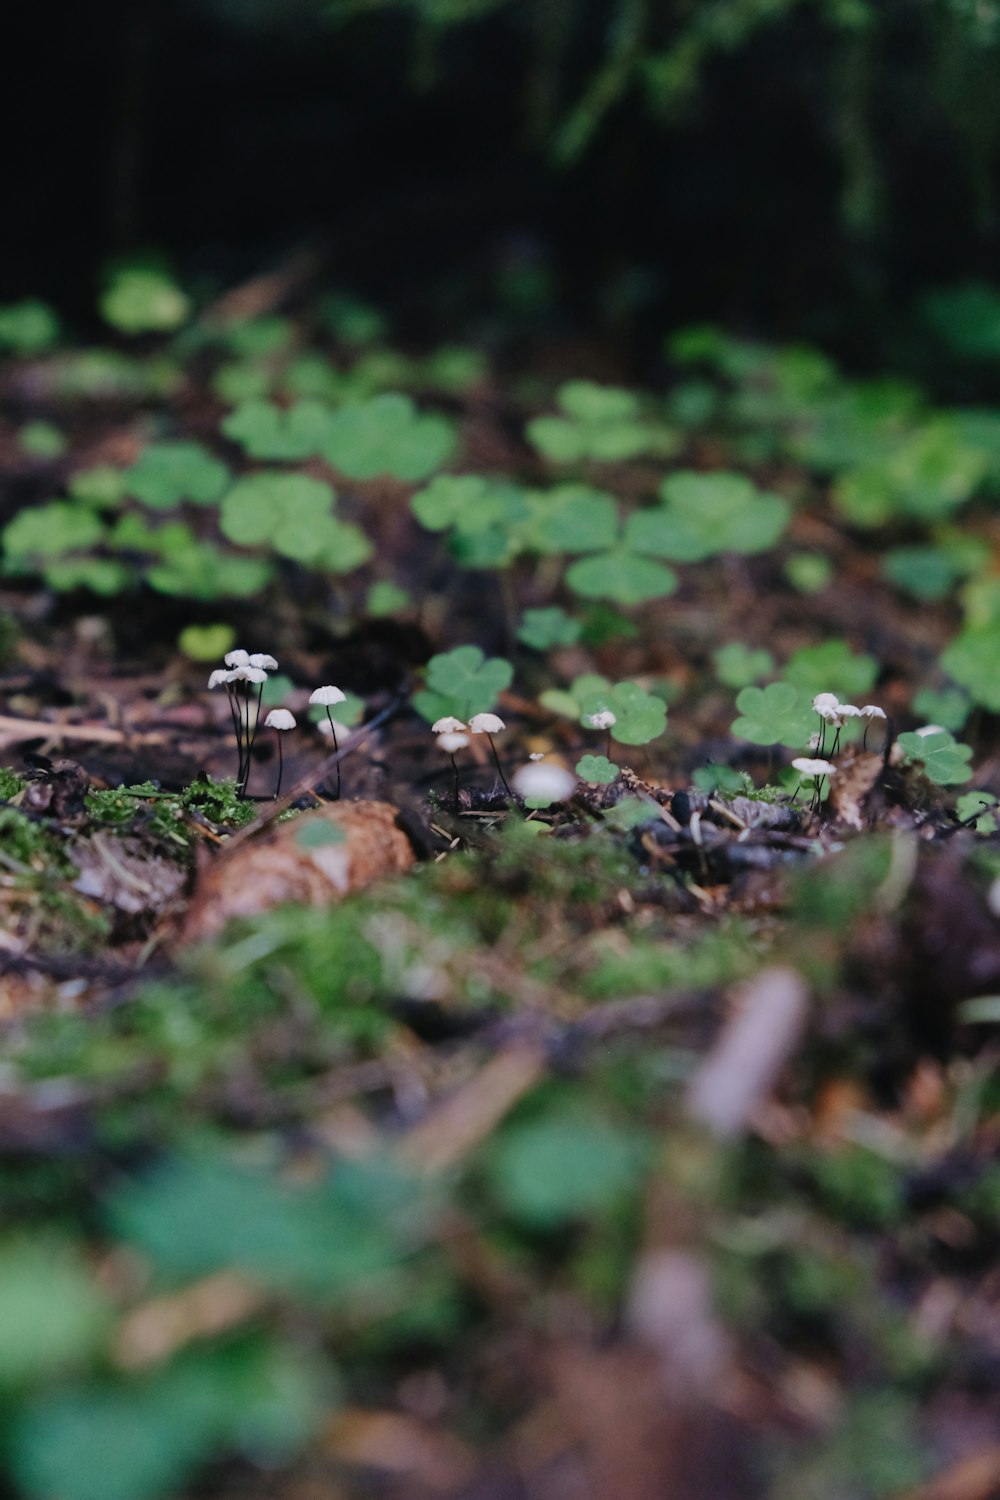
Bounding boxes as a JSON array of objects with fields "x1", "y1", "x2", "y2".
[
  {"x1": 860, "y1": 704, "x2": 886, "y2": 719},
  {"x1": 225, "y1": 649, "x2": 250, "y2": 668},
  {"x1": 585, "y1": 709, "x2": 617, "y2": 730},
  {"x1": 812, "y1": 693, "x2": 841, "y2": 716},
  {"x1": 207, "y1": 669, "x2": 231, "y2": 689},
  {"x1": 468, "y1": 712, "x2": 505, "y2": 734},
  {"x1": 310, "y1": 685, "x2": 347, "y2": 706},
  {"x1": 512, "y1": 760, "x2": 578, "y2": 805},
  {"x1": 264, "y1": 709, "x2": 296, "y2": 730},
  {"x1": 227, "y1": 665, "x2": 268, "y2": 684},
  {"x1": 914, "y1": 724, "x2": 946, "y2": 737},
  {"x1": 431, "y1": 716, "x2": 467, "y2": 734},
  {"x1": 437, "y1": 731, "x2": 470, "y2": 753},
  {"x1": 838, "y1": 704, "x2": 862, "y2": 718},
  {"x1": 249, "y1": 653, "x2": 278, "y2": 671},
  {"x1": 791, "y1": 757, "x2": 838, "y2": 777}
]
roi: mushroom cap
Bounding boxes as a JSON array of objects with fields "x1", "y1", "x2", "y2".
[
  {"x1": 791, "y1": 757, "x2": 837, "y2": 776},
  {"x1": 249, "y1": 653, "x2": 278, "y2": 671},
  {"x1": 436, "y1": 732, "x2": 470, "y2": 753},
  {"x1": 207, "y1": 669, "x2": 231, "y2": 689},
  {"x1": 811, "y1": 692, "x2": 841, "y2": 716},
  {"x1": 225, "y1": 649, "x2": 250, "y2": 668},
  {"x1": 512, "y1": 760, "x2": 578, "y2": 804},
  {"x1": 860, "y1": 704, "x2": 886, "y2": 719},
  {"x1": 431, "y1": 715, "x2": 467, "y2": 734},
  {"x1": 228, "y1": 665, "x2": 268, "y2": 684},
  {"x1": 468, "y1": 712, "x2": 505, "y2": 734},
  {"x1": 310, "y1": 685, "x2": 347, "y2": 706},
  {"x1": 264, "y1": 708, "x2": 296, "y2": 730},
  {"x1": 585, "y1": 710, "x2": 617, "y2": 730}
]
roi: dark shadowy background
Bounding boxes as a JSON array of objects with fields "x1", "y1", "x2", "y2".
[{"x1": 8, "y1": 0, "x2": 1000, "y2": 366}]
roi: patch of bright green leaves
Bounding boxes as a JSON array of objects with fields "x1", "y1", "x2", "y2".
[
  {"x1": 527, "y1": 380, "x2": 677, "y2": 464},
  {"x1": 896, "y1": 730, "x2": 973, "y2": 785},
  {"x1": 414, "y1": 645, "x2": 514, "y2": 724}
]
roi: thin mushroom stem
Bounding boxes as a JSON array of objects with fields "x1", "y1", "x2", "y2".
[
  {"x1": 486, "y1": 733, "x2": 514, "y2": 801},
  {"x1": 451, "y1": 753, "x2": 460, "y2": 813},
  {"x1": 273, "y1": 732, "x2": 284, "y2": 800},
  {"x1": 325, "y1": 711, "x2": 341, "y2": 800}
]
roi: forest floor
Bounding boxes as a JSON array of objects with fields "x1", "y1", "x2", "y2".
[{"x1": 1, "y1": 292, "x2": 1000, "y2": 1500}]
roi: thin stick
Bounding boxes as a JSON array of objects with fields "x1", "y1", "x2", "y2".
[
  {"x1": 324, "y1": 711, "x2": 341, "y2": 800},
  {"x1": 486, "y1": 733, "x2": 514, "y2": 801}
]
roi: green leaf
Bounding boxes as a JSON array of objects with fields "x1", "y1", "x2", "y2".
[
  {"x1": 486, "y1": 1111, "x2": 649, "y2": 1227},
  {"x1": 712, "y1": 642, "x2": 775, "y2": 688},
  {"x1": 645, "y1": 470, "x2": 791, "y2": 559},
  {"x1": 897, "y1": 730, "x2": 973, "y2": 785},
  {"x1": 19, "y1": 420, "x2": 66, "y2": 458},
  {"x1": 219, "y1": 473, "x2": 337, "y2": 560},
  {"x1": 0, "y1": 298, "x2": 60, "y2": 354},
  {"x1": 955, "y1": 792, "x2": 998, "y2": 832},
  {"x1": 125, "y1": 442, "x2": 231, "y2": 509},
  {"x1": 3, "y1": 502, "x2": 105, "y2": 563},
  {"x1": 322, "y1": 393, "x2": 455, "y2": 481},
  {"x1": 411, "y1": 474, "x2": 528, "y2": 539},
  {"x1": 220, "y1": 400, "x2": 335, "y2": 461},
  {"x1": 518, "y1": 606, "x2": 581, "y2": 650},
  {"x1": 178, "y1": 623, "x2": 237, "y2": 663},
  {"x1": 565, "y1": 548, "x2": 678, "y2": 605},
  {"x1": 782, "y1": 640, "x2": 878, "y2": 700},
  {"x1": 940, "y1": 623, "x2": 1000, "y2": 711},
  {"x1": 146, "y1": 545, "x2": 273, "y2": 601},
  {"x1": 0, "y1": 1239, "x2": 110, "y2": 1386},
  {"x1": 100, "y1": 268, "x2": 191, "y2": 335},
  {"x1": 576, "y1": 754, "x2": 618, "y2": 784},
  {"x1": 525, "y1": 484, "x2": 619, "y2": 553},
  {"x1": 732, "y1": 681, "x2": 814, "y2": 748},
  {"x1": 68, "y1": 466, "x2": 127, "y2": 509},
  {"x1": 421, "y1": 645, "x2": 513, "y2": 722},
  {"x1": 572, "y1": 675, "x2": 668, "y2": 746},
  {"x1": 44, "y1": 557, "x2": 131, "y2": 595}
]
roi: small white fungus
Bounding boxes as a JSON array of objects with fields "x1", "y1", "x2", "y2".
[
  {"x1": 512, "y1": 760, "x2": 578, "y2": 805},
  {"x1": 431, "y1": 716, "x2": 466, "y2": 734},
  {"x1": 310, "y1": 685, "x2": 347, "y2": 707},
  {"x1": 791, "y1": 757, "x2": 838, "y2": 777},
  {"x1": 585, "y1": 710, "x2": 617, "y2": 730},
  {"x1": 264, "y1": 709, "x2": 296, "y2": 731},
  {"x1": 468, "y1": 712, "x2": 505, "y2": 734},
  {"x1": 437, "y1": 732, "x2": 470, "y2": 753}
]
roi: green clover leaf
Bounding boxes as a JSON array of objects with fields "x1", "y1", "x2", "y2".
[
  {"x1": 564, "y1": 548, "x2": 678, "y2": 605},
  {"x1": 732, "y1": 681, "x2": 814, "y2": 747},
  {"x1": 100, "y1": 268, "x2": 191, "y2": 335},
  {"x1": 527, "y1": 381, "x2": 675, "y2": 465},
  {"x1": 518, "y1": 607, "x2": 581, "y2": 650},
  {"x1": 897, "y1": 730, "x2": 973, "y2": 785},
  {"x1": 3, "y1": 502, "x2": 105, "y2": 564},
  {"x1": 0, "y1": 298, "x2": 60, "y2": 354},
  {"x1": 220, "y1": 400, "x2": 335, "y2": 461},
  {"x1": 573, "y1": 675, "x2": 667, "y2": 746},
  {"x1": 219, "y1": 474, "x2": 343, "y2": 562},
  {"x1": 322, "y1": 393, "x2": 455, "y2": 481},
  {"x1": 524, "y1": 484, "x2": 619, "y2": 553},
  {"x1": 713, "y1": 642, "x2": 776, "y2": 688},
  {"x1": 940, "y1": 622, "x2": 1000, "y2": 712},
  {"x1": 415, "y1": 645, "x2": 514, "y2": 723},
  {"x1": 575, "y1": 754, "x2": 618, "y2": 784},
  {"x1": 782, "y1": 640, "x2": 878, "y2": 701},
  {"x1": 633, "y1": 470, "x2": 791, "y2": 561},
  {"x1": 124, "y1": 442, "x2": 231, "y2": 509}
]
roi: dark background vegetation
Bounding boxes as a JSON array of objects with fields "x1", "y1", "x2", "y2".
[{"x1": 10, "y1": 0, "x2": 1000, "y2": 369}]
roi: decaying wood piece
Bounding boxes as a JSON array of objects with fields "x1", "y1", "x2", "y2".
[{"x1": 181, "y1": 799, "x2": 415, "y2": 943}]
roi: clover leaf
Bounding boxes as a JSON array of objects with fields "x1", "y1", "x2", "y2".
[
  {"x1": 572, "y1": 675, "x2": 667, "y2": 746},
  {"x1": 220, "y1": 400, "x2": 335, "y2": 461},
  {"x1": 219, "y1": 473, "x2": 371, "y2": 569},
  {"x1": 955, "y1": 792, "x2": 999, "y2": 832},
  {"x1": 3, "y1": 502, "x2": 105, "y2": 565},
  {"x1": 0, "y1": 298, "x2": 60, "y2": 354},
  {"x1": 897, "y1": 730, "x2": 973, "y2": 785},
  {"x1": 100, "y1": 268, "x2": 191, "y2": 335},
  {"x1": 629, "y1": 470, "x2": 790, "y2": 561},
  {"x1": 321, "y1": 393, "x2": 455, "y2": 481},
  {"x1": 713, "y1": 642, "x2": 775, "y2": 688},
  {"x1": 833, "y1": 420, "x2": 988, "y2": 527},
  {"x1": 576, "y1": 754, "x2": 618, "y2": 784},
  {"x1": 782, "y1": 640, "x2": 878, "y2": 700},
  {"x1": 411, "y1": 473, "x2": 531, "y2": 566},
  {"x1": 940, "y1": 623, "x2": 1000, "y2": 712},
  {"x1": 518, "y1": 607, "x2": 581, "y2": 650},
  {"x1": 524, "y1": 484, "x2": 619, "y2": 553},
  {"x1": 414, "y1": 645, "x2": 513, "y2": 724},
  {"x1": 527, "y1": 381, "x2": 675, "y2": 464},
  {"x1": 732, "y1": 682, "x2": 814, "y2": 747},
  {"x1": 124, "y1": 442, "x2": 231, "y2": 509},
  {"x1": 565, "y1": 548, "x2": 678, "y2": 605}
]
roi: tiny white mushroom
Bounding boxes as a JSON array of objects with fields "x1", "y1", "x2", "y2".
[
  {"x1": 585, "y1": 709, "x2": 617, "y2": 730},
  {"x1": 468, "y1": 712, "x2": 505, "y2": 734},
  {"x1": 513, "y1": 760, "x2": 578, "y2": 806},
  {"x1": 227, "y1": 665, "x2": 269, "y2": 684},
  {"x1": 791, "y1": 757, "x2": 838, "y2": 777},
  {"x1": 860, "y1": 705, "x2": 886, "y2": 719},
  {"x1": 225, "y1": 649, "x2": 250, "y2": 668},
  {"x1": 249, "y1": 652, "x2": 278, "y2": 671},
  {"x1": 310, "y1": 687, "x2": 347, "y2": 799},
  {"x1": 436, "y1": 731, "x2": 470, "y2": 753},
  {"x1": 310, "y1": 685, "x2": 347, "y2": 707},
  {"x1": 812, "y1": 693, "x2": 841, "y2": 716},
  {"x1": 838, "y1": 704, "x2": 862, "y2": 718},
  {"x1": 264, "y1": 709, "x2": 296, "y2": 730},
  {"x1": 207, "y1": 669, "x2": 231, "y2": 689},
  {"x1": 263, "y1": 709, "x2": 296, "y2": 798},
  {"x1": 432, "y1": 715, "x2": 467, "y2": 734},
  {"x1": 914, "y1": 724, "x2": 946, "y2": 737}
]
